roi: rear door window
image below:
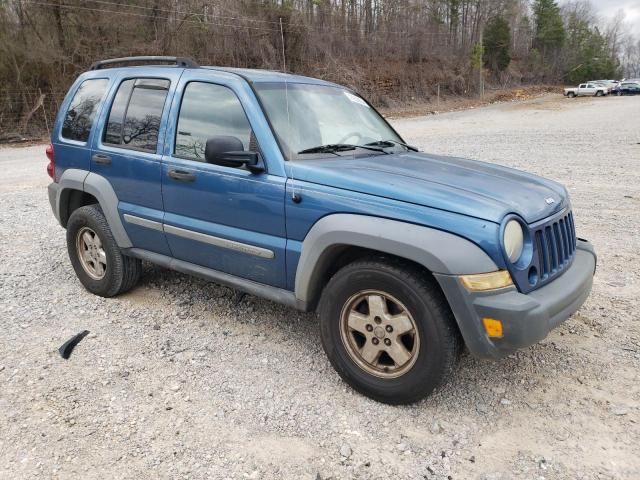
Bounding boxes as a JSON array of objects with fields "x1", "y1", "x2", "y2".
[
  {"x1": 103, "y1": 78, "x2": 170, "y2": 152},
  {"x1": 61, "y1": 78, "x2": 109, "y2": 142}
]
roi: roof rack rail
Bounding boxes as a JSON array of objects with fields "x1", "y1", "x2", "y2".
[{"x1": 89, "y1": 56, "x2": 199, "y2": 71}]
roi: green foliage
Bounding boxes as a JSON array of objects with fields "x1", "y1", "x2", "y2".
[
  {"x1": 483, "y1": 16, "x2": 511, "y2": 73},
  {"x1": 562, "y1": 6, "x2": 620, "y2": 83},
  {"x1": 533, "y1": 0, "x2": 565, "y2": 54},
  {"x1": 470, "y1": 42, "x2": 484, "y2": 70},
  {"x1": 527, "y1": 48, "x2": 542, "y2": 71},
  {"x1": 565, "y1": 28, "x2": 619, "y2": 83}
]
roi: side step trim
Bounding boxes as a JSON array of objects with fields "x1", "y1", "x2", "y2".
[{"x1": 125, "y1": 248, "x2": 309, "y2": 311}]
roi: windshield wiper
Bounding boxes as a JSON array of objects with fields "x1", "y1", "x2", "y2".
[
  {"x1": 365, "y1": 139, "x2": 419, "y2": 152},
  {"x1": 298, "y1": 144, "x2": 388, "y2": 155}
]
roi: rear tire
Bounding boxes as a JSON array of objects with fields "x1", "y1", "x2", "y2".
[
  {"x1": 318, "y1": 257, "x2": 461, "y2": 404},
  {"x1": 66, "y1": 205, "x2": 141, "y2": 297},
  {"x1": 595, "y1": 91, "x2": 603, "y2": 97}
]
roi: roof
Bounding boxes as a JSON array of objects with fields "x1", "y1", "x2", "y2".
[
  {"x1": 87, "y1": 56, "x2": 340, "y2": 87},
  {"x1": 202, "y1": 66, "x2": 340, "y2": 86}
]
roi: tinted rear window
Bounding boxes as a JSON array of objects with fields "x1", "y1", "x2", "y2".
[
  {"x1": 61, "y1": 78, "x2": 109, "y2": 142},
  {"x1": 103, "y1": 78, "x2": 170, "y2": 152}
]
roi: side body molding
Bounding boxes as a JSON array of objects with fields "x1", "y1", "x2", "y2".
[{"x1": 294, "y1": 214, "x2": 498, "y2": 304}]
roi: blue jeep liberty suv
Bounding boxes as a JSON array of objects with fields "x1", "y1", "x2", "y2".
[{"x1": 47, "y1": 56, "x2": 597, "y2": 404}]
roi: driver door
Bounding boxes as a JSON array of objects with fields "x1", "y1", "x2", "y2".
[{"x1": 160, "y1": 76, "x2": 287, "y2": 288}]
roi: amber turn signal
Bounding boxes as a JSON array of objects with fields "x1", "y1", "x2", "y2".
[
  {"x1": 459, "y1": 270, "x2": 513, "y2": 291},
  {"x1": 482, "y1": 318, "x2": 504, "y2": 338}
]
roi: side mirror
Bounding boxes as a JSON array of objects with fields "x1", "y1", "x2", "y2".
[
  {"x1": 217, "y1": 151, "x2": 262, "y2": 172},
  {"x1": 205, "y1": 135, "x2": 263, "y2": 173}
]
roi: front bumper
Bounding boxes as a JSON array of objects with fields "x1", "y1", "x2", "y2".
[{"x1": 435, "y1": 240, "x2": 596, "y2": 359}]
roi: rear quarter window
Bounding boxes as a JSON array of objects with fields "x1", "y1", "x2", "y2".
[{"x1": 61, "y1": 78, "x2": 109, "y2": 142}]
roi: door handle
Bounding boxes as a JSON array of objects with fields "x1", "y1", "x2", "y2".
[
  {"x1": 168, "y1": 169, "x2": 196, "y2": 182},
  {"x1": 92, "y1": 153, "x2": 112, "y2": 165}
]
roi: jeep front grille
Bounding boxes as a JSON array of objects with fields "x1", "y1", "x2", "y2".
[{"x1": 533, "y1": 210, "x2": 576, "y2": 282}]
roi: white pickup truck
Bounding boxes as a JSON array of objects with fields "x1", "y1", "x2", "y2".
[{"x1": 564, "y1": 83, "x2": 608, "y2": 97}]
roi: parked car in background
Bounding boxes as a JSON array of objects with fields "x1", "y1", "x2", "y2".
[
  {"x1": 616, "y1": 81, "x2": 640, "y2": 96},
  {"x1": 564, "y1": 83, "x2": 608, "y2": 97},
  {"x1": 591, "y1": 80, "x2": 618, "y2": 94},
  {"x1": 590, "y1": 81, "x2": 611, "y2": 94}
]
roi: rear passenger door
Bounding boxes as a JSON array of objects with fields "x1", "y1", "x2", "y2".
[
  {"x1": 160, "y1": 75, "x2": 287, "y2": 288},
  {"x1": 91, "y1": 73, "x2": 181, "y2": 255}
]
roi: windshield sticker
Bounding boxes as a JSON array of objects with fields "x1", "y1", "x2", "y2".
[{"x1": 344, "y1": 91, "x2": 370, "y2": 108}]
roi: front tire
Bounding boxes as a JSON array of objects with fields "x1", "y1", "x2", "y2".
[
  {"x1": 318, "y1": 258, "x2": 461, "y2": 404},
  {"x1": 66, "y1": 205, "x2": 141, "y2": 297}
]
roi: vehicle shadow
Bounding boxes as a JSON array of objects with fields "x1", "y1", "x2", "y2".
[{"x1": 125, "y1": 261, "x2": 596, "y2": 417}]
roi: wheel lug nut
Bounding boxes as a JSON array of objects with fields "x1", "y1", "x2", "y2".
[
  {"x1": 374, "y1": 316, "x2": 382, "y2": 324},
  {"x1": 372, "y1": 338, "x2": 379, "y2": 345},
  {"x1": 366, "y1": 324, "x2": 373, "y2": 332},
  {"x1": 385, "y1": 325, "x2": 393, "y2": 333},
  {"x1": 384, "y1": 338, "x2": 391, "y2": 346}
]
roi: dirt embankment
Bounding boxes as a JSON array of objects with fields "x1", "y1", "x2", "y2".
[{"x1": 382, "y1": 85, "x2": 562, "y2": 119}]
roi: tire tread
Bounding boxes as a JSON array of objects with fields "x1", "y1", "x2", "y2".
[
  {"x1": 319, "y1": 256, "x2": 462, "y2": 404},
  {"x1": 66, "y1": 204, "x2": 140, "y2": 297}
]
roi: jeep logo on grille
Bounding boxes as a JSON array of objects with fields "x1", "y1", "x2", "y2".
[{"x1": 545, "y1": 197, "x2": 555, "y2": 205}]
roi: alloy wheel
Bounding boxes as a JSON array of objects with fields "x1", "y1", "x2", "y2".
[
  {"x1": 339, "y1": 290, "x2": 420, "y2": 378},
  {"x1": 76, "y1": 227, "x2": 107, "y2": 280}
]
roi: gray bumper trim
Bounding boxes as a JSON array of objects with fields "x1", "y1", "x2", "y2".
[
  {"x1": 435, "y1": 240, "x2": 596, "y2": 359},
  {"x1": 48, "y1": 182, "x2": 61, "y2": 223}
]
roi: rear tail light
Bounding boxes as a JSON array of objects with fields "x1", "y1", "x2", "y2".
[{"x1": 46, "y1": 143, "x2": 55, "y2": 180}]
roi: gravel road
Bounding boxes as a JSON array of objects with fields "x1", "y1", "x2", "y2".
[{"x1": 1, "y1": 94, "x2": 639, "y2": 479}]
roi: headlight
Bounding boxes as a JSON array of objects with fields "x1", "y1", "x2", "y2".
[{"x1": 503, "y1": 220, "x2": 524, "y2": 263}]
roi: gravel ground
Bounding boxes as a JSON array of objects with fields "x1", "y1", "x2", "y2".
[{"x1": 1, "y1": 94, "x2": 639, "y2": 479}]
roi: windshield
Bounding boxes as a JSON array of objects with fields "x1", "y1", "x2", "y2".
[{"x1": 254, "y1": 82, "x2": 405, "y2": 160}]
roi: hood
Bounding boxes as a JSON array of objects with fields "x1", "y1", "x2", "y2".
[{"x1": 288, "y1": 152, "x2": 568, "y2": 224}]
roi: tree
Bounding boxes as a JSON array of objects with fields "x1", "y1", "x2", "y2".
[
  {"x1": 0, "y1": 0, "x2": 638, "y2": 137},
  {"x1": 483, "y1": 15, "x2": 511, "y2": 73},
  {"x1": 532, "y1": 0, "x2": 565, "y2": 63},
  {"x1": 562, "y1": 3, "x2": 620, "y2": 84},
  {"x1": 565, "y1": 27, "x2": 619, "y2": 84}
]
